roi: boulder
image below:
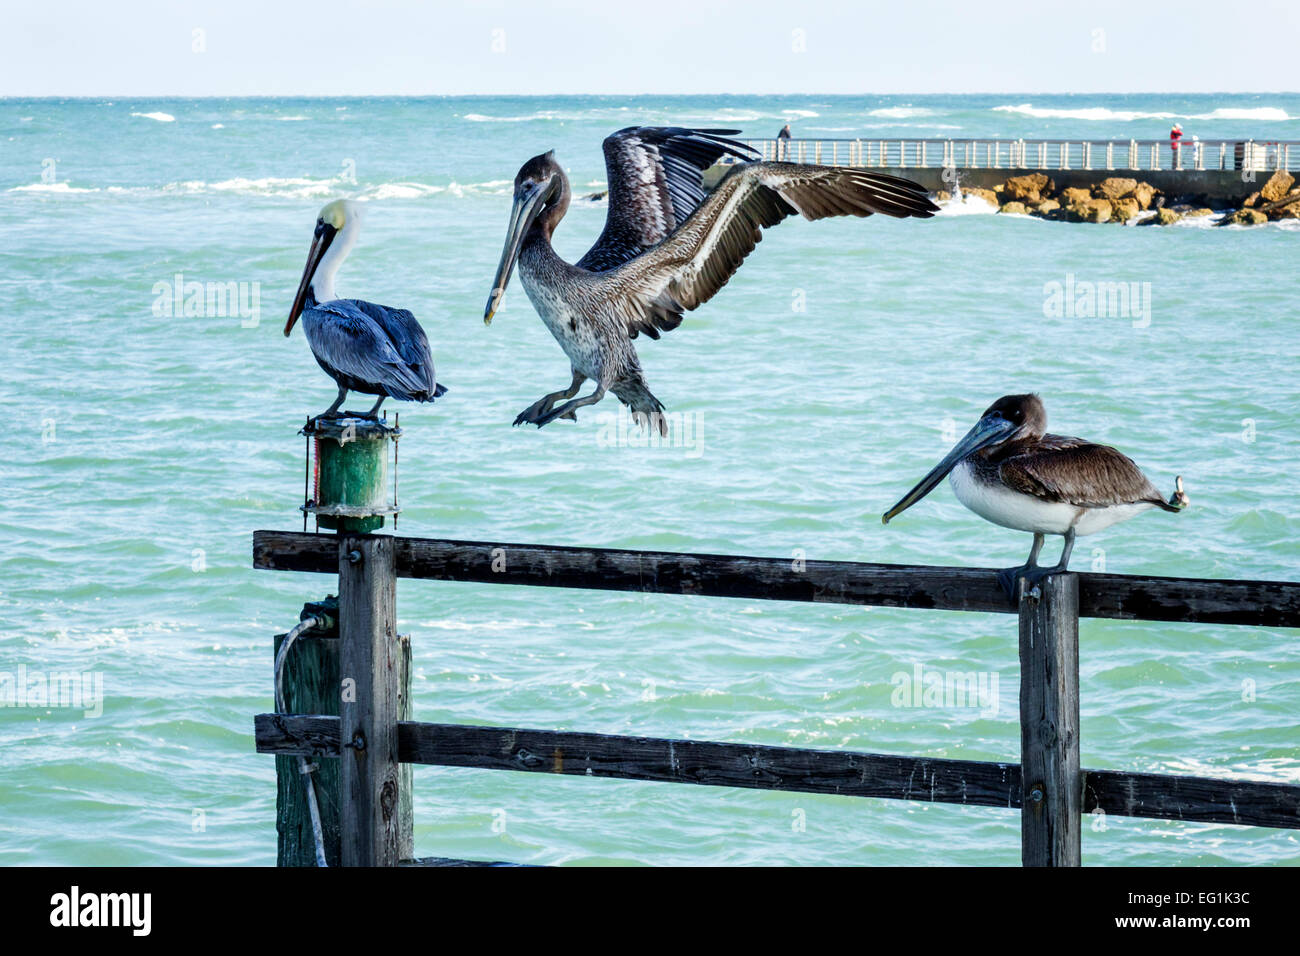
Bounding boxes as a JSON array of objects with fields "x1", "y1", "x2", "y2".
[
  {"x1": 1242, "y1": 191, "x2": 1261, "y2": 208},
  {"x1": 1110, "y1": 198, "x2": 1142, "y2": 222},
  {"x1": 999, "y1": 201, "x2": 1028, "y2": 215},
  {"x1": 1061, "y1": 186, "x2": 1092, "y2": 206},
  {"x1": 1003, "y1": 173, "x2": 1052, "y2": 203},
  {"x1": 963, "y1": 187, "x2": 998, "y2": 208},
  {"x1": 1096, "y1": 177, "x2": 1138, "y2": 200},
  {"x1": 1139, "y1": 207, "x2": 1182, "y2": 226},
  {"x1": 1186, "y1": 207, "x2": 1215, "y2": 218},
  {"x1": 1078, "y1": 198, "x2": 1113, "y2": 223},
  {"x1": 1260, "y1": 170, "x2": 1296, "y2": 203},
  {"x1": 934, "y1": 190, "x2": 952, "y2": 202},
  {"x1": 1221, "y1": 208, "x2": 1268, "y2": 226},
  {"x1": 1035, "y1": 199, "x2": 1061, "y2": 215},
  {"x1": 1126, "y1": 182, "x2": 1157, "y2": 209},
  {"x1": 1270, "y1": 201, "x2": 1300, "y2": 220}
]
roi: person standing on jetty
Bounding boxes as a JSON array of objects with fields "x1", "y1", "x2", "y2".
[
  {"x1": 777, "y1": 122, "x2": 792, "y2": 160},
  {"x1": 1170, "y1": 122, "x2": 1183, "y2": 169}
]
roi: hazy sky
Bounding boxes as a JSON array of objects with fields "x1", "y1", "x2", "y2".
[{"x1": 3, "y1": 0, "x2": 1298, "y2": 97}]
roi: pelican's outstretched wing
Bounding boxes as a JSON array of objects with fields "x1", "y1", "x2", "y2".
[
  {"x1": 307, "y1": 301, "x2": 441, "y2": 400},
  {"x1": 576, "y1": 127, "x2": 758, "y2": 273},
  {"x1": 999, "y1": 436, "x2": 1172, "y2": 509},
  {"x1": 600, "y1": 161, "x2": 939, "y2": 340}
]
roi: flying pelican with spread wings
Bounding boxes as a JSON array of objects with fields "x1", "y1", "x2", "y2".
[{"x1": 485, "y1": 127, "x2": 937, "y2": 432}]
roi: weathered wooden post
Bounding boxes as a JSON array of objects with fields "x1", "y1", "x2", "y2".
[
  {"x1": 273, "y1": 596, "x2": 411, "y2": 866},
  {"x1": 274, "y1": 600, "x2": 341, "y2": 867},
  {"x1": 1018, "y1": 573, "x2": 1081, "y2": 867},
  {"x1": 338, "y1": 534, "x2": 410, "y2": 866}
]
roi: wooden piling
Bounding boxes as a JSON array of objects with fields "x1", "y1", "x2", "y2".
[
  {"x1": 338, "y1": 535, "x2": 409, "y2": 866},
  {"x1": 274, "y1": 606, "x2": 410, "y2": 866},
  {"x1": 274, "y1": 624, "x2": 341, "y2": 867},
  {"x1": 1018, "y1": 573, "x2": 1081, "y2": 867}
]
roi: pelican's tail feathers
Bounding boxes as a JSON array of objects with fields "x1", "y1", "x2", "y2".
[{"x1": 613, "y1": 381, "x2": 668, "y2": 437}]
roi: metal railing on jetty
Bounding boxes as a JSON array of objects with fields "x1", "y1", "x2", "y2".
[
  {"x1": 252, "y1": 529, "x2": 1300, "y2": 867},
  {"x1": 751, "y1": 137, "x2": 1300, "y2": 173}
]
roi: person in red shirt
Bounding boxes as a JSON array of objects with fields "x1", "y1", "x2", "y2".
[{"x1": 1170, "y1": 123, "x2": 1183, "y2": 168}]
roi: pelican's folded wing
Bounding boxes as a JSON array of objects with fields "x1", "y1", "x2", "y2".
[
  {"x1": 999, "y1": 438, "x2": 1166, "y2": 508},
  {"x1": 309, "y1": 301, "x2": 434, "y2": 400},
  {"x1": 346, "y1": 298, "x2": 439, "y2": 395}
]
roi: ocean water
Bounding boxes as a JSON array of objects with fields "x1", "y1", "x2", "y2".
[{"x1": 1, "y1": 93, "x2": 1297, "y2": 866}]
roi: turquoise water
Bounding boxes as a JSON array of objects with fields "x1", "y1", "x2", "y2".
[{"x1": 1, "y1": 94, "x2": 1297, "y2": 866}]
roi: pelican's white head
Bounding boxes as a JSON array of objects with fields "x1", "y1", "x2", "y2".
[{"x1": 286, "y1": 199, "x2": 364, "y2": 335}]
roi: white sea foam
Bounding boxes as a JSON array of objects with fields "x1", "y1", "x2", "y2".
[
  {"x1": 994, "y1": 103, "x2": 1292, "y2": 122},
  {"x1": 8, "y1": 181, "x2": 99, "y2": 194},
  {"x1": 444, "y1": 179, "x2": 513, "y2": 197},
  {"x1": 357, "y1": 182, "x2": 446, "y2": 201},
  {"x1": 994, "y1": 103, "x2": 1176, "y2": 122},
  {"x1": 211, "y1": 123, "x2": 224, "y2": 129},
  {"x1": 130, "y1": 111, "x2": 176, "y2": 123},
  {"x1": 276, "y1": 115, "x2": 311, "y2": 121},
  {"x1": 1193, "y1": 107, "x2": 1291, "y2": 121},
  {"x1": 783, "y1": 109, "x2": 819, "y2": 118},
  {"x1": 164, "y1": 176, "x2": 340, "y2": 199},
  {"x1": 936, "y1": 193, "x2": 996, "y2": 216},
  {"x1": 869, "y1": 107, "x2": 934, "y2": 118}
]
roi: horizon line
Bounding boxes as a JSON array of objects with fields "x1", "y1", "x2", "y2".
[{"x1": 5, "y1": 90, "x2": 1300, "y2": 100}]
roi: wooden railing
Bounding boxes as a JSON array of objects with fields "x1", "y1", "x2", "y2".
[
  {"x1": 252, "y1": 529, "x2": 1300, "y2": 867},
  {"x1": 748, "y1": 138, "x2": 1300, "y2": 173}
]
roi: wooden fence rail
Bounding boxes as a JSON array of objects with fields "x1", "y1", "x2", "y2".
[
  {"x1": 253, "y1": 531, "x2": 1300, "y2": 628},
  {"x1": 252, "y1": 529, "x2": 1300, "y2": 867},
  {"x1": 254, "y1": 715, "x2": 1300, "y2": 832}
]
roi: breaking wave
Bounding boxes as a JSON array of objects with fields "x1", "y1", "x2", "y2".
[
  {"x1": 868, "y1": 107, "x2": 934, "y2": 118},
  {"x1": 994, "y1": 103, "x2": 1292, "y2": 122},
  {"x1": 8, "y1": 182, "x2": 98, "y2": 194}
]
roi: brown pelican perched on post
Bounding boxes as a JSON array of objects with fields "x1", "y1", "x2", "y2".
[
  {"x1": 286, "y1": 199, "x2": 446, "y2": 420},
  {"x1": 486, "y1": 127, "x2": 938, "y2": 431},
  {"x1": 882, "y1": 394, "x2": 1190, "y2": 598}
]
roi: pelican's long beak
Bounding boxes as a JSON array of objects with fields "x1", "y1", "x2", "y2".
[
  {"x1": 286, "y1": 223, "x2": 336, "y2": 336},
  {"x1": 882, "y1": 414, "x2": 1017, "y2": 524},
  {"x1": 485, "y1": 180, "x2": 546, "y2": 325}
]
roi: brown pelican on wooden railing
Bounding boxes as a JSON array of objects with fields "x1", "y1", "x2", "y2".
[
  {"x1": 882, "y1": 394, "x2": 1190, "y2": 599},
  {"x1": 485, "y1": 126, "x2": 938, "y2": 432},
  {"x1": 286, "y1": 199, "x2": 446, "y2": 421}
]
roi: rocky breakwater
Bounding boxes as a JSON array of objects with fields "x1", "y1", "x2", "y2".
[{"x1": 936, "y1": 171, "x2": 1299, "y2": 227}]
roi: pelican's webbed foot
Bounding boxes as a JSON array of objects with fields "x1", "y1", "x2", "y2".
[
  {"x1": 529, "y1": 386, "x2": 608, "y2": 429},
  {"x1": 998, "y1": 530, "x2": 1076, "y2": 602},
  {"x1": 996, "y1": 532, "x2": 1048, "y2": 602},
  {"x1": 513, "y1": 371, "x2": 588, "y2": 428},
  {"x1": 997, "y1": 566, "x2": 1031, "y2": 601},
  {"x1": 514, "y1": 396, "x2": 561, "y2": 427}
]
